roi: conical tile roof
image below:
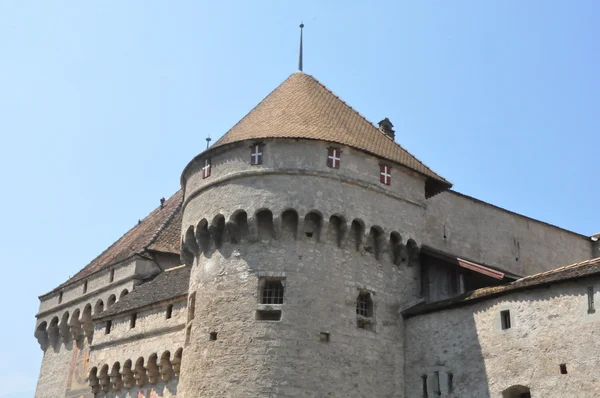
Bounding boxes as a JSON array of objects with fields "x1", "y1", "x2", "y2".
[{"x1": 201, "y1": 72, "x2": 451, "y2": 197}]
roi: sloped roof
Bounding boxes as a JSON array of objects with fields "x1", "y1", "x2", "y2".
[
  {"x1": 185, "y1": 72, "x2": 451, "y2": 197},
  {"x1": 403, "y1": 256, "x2": 600, "y2": 318},
  {"x1": 42, "y1": 191, "x2": 183, "y2": 297},
  {"x1": 94, "y1": 265, "x2": 190, "y2": 320}
]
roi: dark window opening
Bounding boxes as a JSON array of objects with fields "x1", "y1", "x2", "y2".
[
  {"x1": 356, "y1": 292, "x2": 373, "y2": 318},
  {"x1": 209, "y1": 332, "x2": 218, "y2": 341},
  {"x1": 261, "y1": 280, "x2": 284, "y2": 304},
  {"x1": 130, "y1": 313, "x2": 137, "y2": 329},
  {"x1": 185, "y1": 326, "x2": 192, "y2": 346},
  {"x1": 58, "y1": 291, "x2": 63, "y2": 304},
  {"x1": 305, "y1": 232, "x2": 313, "y2": 238},
  {"x1": 448, "y1": 372, "x2": 453, "y2": 393},
  {"x1": 105, "y1": 320, "x2": 112, "y2": 335},
  {"x1": 588, "y1": 286, "x2": 595, "y2": 314},
  {"x1": 166, "y1": 304, "x2": 173, "y2": 319},
  {"x1": 83, "y1": 281, "x2": 88, "y2": 294},
  {"x1": 501, "y1": 310, "x2": 511, "y2": 330},
  {"x1": 188, "y1": 292, "x2": 196, "y2": 322},
  {"x1": 422, "y1": 375, "x2": 428, "y2": 398},
  {"x1": 320, "y1": 332, "x2": 330, "y2": 342},
  {"x1": 560, "y1": 363, "x2": 568, "y2": 374},
  {"x1": 256, "y1": 309, "x2": 282, "y2": 321},
  {"x1": 433, "y1": 371, "x2": 441, "y2": 396},
  {"x1": 109, "y1": 269, "x2": 115, "y2": 283}
]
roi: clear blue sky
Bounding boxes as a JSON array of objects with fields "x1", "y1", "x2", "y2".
[{"x1": 1, "y1": 1, "x2": 598, "y2": 396}]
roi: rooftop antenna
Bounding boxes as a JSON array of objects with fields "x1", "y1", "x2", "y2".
[
  {"x1": 298, "y1": 22, "x2": 304, "y2": 71},
  {"x1": 206, "y1": 135, "x2": 211, "y2": 149}
]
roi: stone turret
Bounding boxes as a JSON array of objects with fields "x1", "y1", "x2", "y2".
[{"x1": 177, "y1": 72, "x2": 446, "y2": 397}]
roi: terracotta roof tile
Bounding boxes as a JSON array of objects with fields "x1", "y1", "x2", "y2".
[
  {"x1": 403, "y1": 256, "x2": 600, "y2": 318},
  {"x1": 44, "y1": 191, "x2": 183, "y2": 296},
  {"x1": 191, "y1": 72, "x2": 451, "y2": 197}
]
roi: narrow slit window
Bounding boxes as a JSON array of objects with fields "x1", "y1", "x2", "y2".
[
  {"x1": 188, "y1": 292, "x2": 196, "y2": 322},
  {"x1": 588, "y1": 286, "x2": 595, "y2": 314},
  {"x1": 109, "y1": 269, "x2": 115, "y2": 283},
  {"x1": 422, "y1": 375, "x2": 428, "y2": 398},
  {"x1": 166, "y1": 304, "x2": 173, "y2": 319},
  {"x1": 501, "y1": 310, "x2": 511, "y2": 330},
  {"x1": 433, "y1": 371, "x2": 441, "y2": 396},
  {"x1": 105, "y1": 320, "x2": 112, "y2": 335},
  {"x1": 58, "y1": 291, "x2": 63, "y2": 304},
  {"x1": 185, "y1": 325, "x2": 192, "y2": 346},
  {"x1": 83, "y1": 280, "x2": 88, "y2": 294},
  {"x1": 560, "y1": 363, "x2": 568, "y2": 374},
  {"x1": 447, "y1": 372, "x2": 453, "y2": 393},
  {"x1": 130, "y1": 313, "x2": 137, "y2": 329},
  {"x1": 261, "y1": 280, "x2": 284, "y2": 304}
]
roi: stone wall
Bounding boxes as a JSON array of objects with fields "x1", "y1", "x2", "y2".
[
  {"x1": 404, "y1": 276, "x2": 600, "y2": 397},
  {"x1": 33, "y1": 258, "x2": 162, "y2": 398},
  {"x1": 424, "y1": 190, "x2": 592, "y2": 276},
  {"x1": 179, "y1": 138, "x2": 430, "y2": 397}
]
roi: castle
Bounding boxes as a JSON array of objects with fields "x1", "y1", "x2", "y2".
[{"x1": 33, "y1": 71, "x2": 600, "y2": 398}]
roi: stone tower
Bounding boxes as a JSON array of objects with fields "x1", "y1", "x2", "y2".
[{"x1": 177, "y1": 72, "x2": 451, "y2": 397}]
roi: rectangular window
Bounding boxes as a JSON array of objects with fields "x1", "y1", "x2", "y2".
[
  {"x1": 501, "y1": 310, "x2": 511, "y2": 330},
  {"x1": 202, "y1": 158, "x2": 211, "y2": 179},
  {"x1": 83, "y1": 280, "x2": 88, "y2": 294},
  {"x1": 58, "y1": 291, "x2": 63, "y2": 304},
  {"x1": 130, "y1": 313, "x2": 137, "y2": 329},
  {"x1": 380, "y1": 165, "x2": 391, "y2": 185},
  {"x1": 261, "y1": 280, "x2": 285, "y2": 304},
  {"x1": 188, "y1": 292, "x2": 196, "y2": 322},
  {"x1": 250, "y1": 144, "x2": 263, "y2": 165},
  {"x1": 105, "y1": 320, "x2": 112, "y2": 335},
  {"x1": 447, "y1": 372, "x2": 453, "y2": 394},
  {"x1": 255, "y1": 309, "x2": 282, "y2": 321},
  {"x1": 588, "y1": 286, "x2": 595, "y2": 314},
  {"x1": 327, "y1": 148, "x2": 341, "y2": 168},
  {"x1": 166, "y1": 304, "x2": 173, "y2": 319},
  {"x1": 109, "y1": 269, "x2": 115, "y2": 283},
  {"x1": 422, "y1": 375, "x2": 428, "y2": 398}
]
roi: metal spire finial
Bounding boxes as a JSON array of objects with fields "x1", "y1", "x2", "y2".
[
  {"x1": 298, "y1": 22, "x2": 304, "y2": 71},
  {"x1": 206, "y1": 135, "x2": 211, "y2": 149}
]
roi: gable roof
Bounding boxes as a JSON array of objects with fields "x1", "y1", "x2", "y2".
[
  {"x1": 184, "y1": 72, "x2": 451, "y2": 197},
  {"x1": 94, "y1": 265, "x2": 190, "y2": 320},
  {"x1": 403, "y1": 256, "x2": 600, "y2": 318},
  {"x1": 41, "y1": 191, "x2": 183, "y2": 298}
]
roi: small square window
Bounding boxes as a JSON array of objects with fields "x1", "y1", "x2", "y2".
[
  {"x1": 501, "y1": 310, "x2": 511, "y2": 330},
  {"x1": 327, "y1": 148, "x2": 341, "y2": 168},
  {"x1": 261, "y1": 279, "x2": 284, "y2": 305},
  {"x1": 209, "y1": 332, "x2": 218, "y2": 341}
]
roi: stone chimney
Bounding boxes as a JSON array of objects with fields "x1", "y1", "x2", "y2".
[
  {"x1": 378, "y1": 118, "x2": 395, "y2": 140},
  {"x1": 592, "y1": 233, "x2": 600, "y2": 259}
]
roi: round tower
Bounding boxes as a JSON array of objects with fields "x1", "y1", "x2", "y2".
[{"x1": 177, "y1": 72, "x2": 450, "y2": 397}]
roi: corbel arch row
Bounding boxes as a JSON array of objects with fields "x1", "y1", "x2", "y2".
[
  {"x1": 34, "y1": 288, "x2": 131, "y2": 350},
  {"x1": 180, "y1": 208, "x2": 421, "y2": 267},
  {"x1": 88, "y1": 348, "x2": 183, "y2": 394}
]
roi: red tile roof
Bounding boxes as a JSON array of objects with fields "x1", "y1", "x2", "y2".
[{"x1": 184, "y1": 72, "x2": 451, "y2": 197}]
